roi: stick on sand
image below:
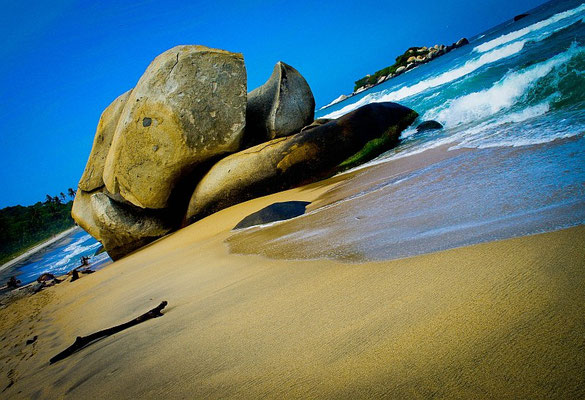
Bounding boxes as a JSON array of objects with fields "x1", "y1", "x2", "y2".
[{"x1": 50, "y1": 301, "x2": 168, "y2": 364}]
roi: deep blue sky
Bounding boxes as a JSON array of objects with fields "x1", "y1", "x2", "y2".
[{"x1": 0, "y1": 0, "x2": 547, "y2": 208}]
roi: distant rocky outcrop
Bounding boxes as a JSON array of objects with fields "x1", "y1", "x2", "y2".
[
  {"x1": 244, "y1": 62, "x2": 315, "y2": 146},
  {"x1": 352, "y1": 38, "x2": 470, "y2": 94},
  {"x1": 73, "y1": 45, "x2": 418, "y2": 260},
  {"x1": 184, "y1": 102, "x2": 417, "y2": 224}
]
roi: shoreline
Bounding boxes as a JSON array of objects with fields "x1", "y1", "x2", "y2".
[
  {"x1": 0, "y1": 226, "x2": 80, "y2": 274},
  {"x1": 1, "y1": 160, "x2": 584, "y2": 397}
]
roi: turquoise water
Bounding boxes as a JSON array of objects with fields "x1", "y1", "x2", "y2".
[
  {"x1": 232, "y1": 0, "x2": 585, "y2": 261},
  {"x1": 318, "y1": 0, "x2": 585, "y2": 157},
  {"x1": 10, "y1": 230, "x2": 111, "y2": 286}
]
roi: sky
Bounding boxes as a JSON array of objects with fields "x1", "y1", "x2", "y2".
[{"x1": 0, "y1": 0, "x2": 548, "y2": 208}]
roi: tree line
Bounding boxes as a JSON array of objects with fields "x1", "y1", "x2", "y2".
[{"x1": 0, "y1": 188, "x2": 77, "y2": 264}]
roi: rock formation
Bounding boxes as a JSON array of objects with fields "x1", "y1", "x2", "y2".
[
  {"x1": 244, "y1": 61, "x2": 315, "y2": 146},
  {"x1": 78, "y1": 90, "x2": 131, "y2": 192},
  {"x1": 514, "y1": 13, "x2": 530, "y2": 22},
  {"x1": 72, "y1": 44, "x2": 419, "y2": 260},
  {"x1": 351, "y1": 38, "x2": 470, "y2": 95},
  {"x1": 185, "y1": 102, "x2": 417, "y2": 223},
  {"x1": 72, "y1": 189, "x2": 172, "y2": 260},
  {"x1": 103, "y1": 45, "x2": 247, "y2": 209}
]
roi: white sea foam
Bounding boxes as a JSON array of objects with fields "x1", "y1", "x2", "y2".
[
  {"x1": 343, "y1": 43, "x2": 584, "y2": 168},
  {"x1": 322, "y1": 41, "x2": 526, "y2": 119},
  {"x1": 474, "y1": 3, "x2": 585, "y2": 53},
  {"x1": 425, "y1": 44, "x2": 580, "y2": 128}
]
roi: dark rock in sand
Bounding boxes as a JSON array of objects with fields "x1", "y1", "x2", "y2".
[
  {"x1": 26, "y1": 335, "x2": 38, "y2": 345},
  {"x1": 244, "y1": 62, "x2": 315, "y2": 146},
  {"x1": 185, "y1": 102, "x2": 418, "y2": 224},
  {"x1": 234, "y1": 201, "x2": 310, "y2": 229},
  {"x1": 416, "y1": 120, "x2": 443, "y2": 132},
  {"x1": 36, "y1": 273, "x2": 58, "y2": 283},
  {"x1": 514, "y1": 13, "x2": 529, "y2": 22}
]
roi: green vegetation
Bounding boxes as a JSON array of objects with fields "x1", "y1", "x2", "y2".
[
  {"x1": 354, "y1": 46, "x2": 431, "y2": 91},
  {"x1": 0, "y1": 190, "x2": 76, "y2": 264}
]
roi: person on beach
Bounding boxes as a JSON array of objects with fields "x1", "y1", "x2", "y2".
[{"x1": 6, "y1": 276, "x2": 21, "y2": 289}]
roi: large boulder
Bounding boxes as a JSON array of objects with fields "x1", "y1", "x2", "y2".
[
  {"x1": 78, "y1": 90, "x2": 131, "y2": 192},
  {"x1": 71, "y1": 189, "x2": 102, "y2": 240},
  {"x1": 185, "y1": 102, "x2": 417, "y2": 224},
  {"x1": 90, "y1": 193, "x2": 172, "y2": 260},
  {"x1": 103, "y1": 45, "x2": 247, "y2": 209},
  {"x1": 244, "y1": 62, "x2": 315, "y2": 146},
  {"x1": 72, "y1": 189, "x2": 173, "y2": 260}
]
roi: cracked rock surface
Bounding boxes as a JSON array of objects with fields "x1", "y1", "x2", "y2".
[{"x1": 103, "y1": 45, "x2": 247, "y2": 209}]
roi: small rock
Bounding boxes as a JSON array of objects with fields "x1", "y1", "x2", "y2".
[
  {"x1": 416, "y1": 120, "x2": 443, "y2": 132},
  {"x1": 234, "y1": 201, "x2": 310, "y2": 229},
  {"x1": 26, "y1": 336, "x2": 38, "y2": 345},
  {"x1": 514, "y1": 13, "x2": 529, "y2": 22}
]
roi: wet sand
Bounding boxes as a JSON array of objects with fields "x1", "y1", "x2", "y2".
[{"x1": 0, "y1": 167, "x2": 583, "y2": 398}]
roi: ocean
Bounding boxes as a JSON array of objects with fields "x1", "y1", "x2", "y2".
[
  {"x1": 227, "y1": 0, "x2": 585, "y2": 261},
  {"x1": 10, "y1": 0, "x2": 585, "y2": 282}
]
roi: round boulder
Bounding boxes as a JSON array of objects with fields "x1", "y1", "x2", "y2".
[
  {"x1": 244, "y1": 61, "x2": 315, "y2": 146},
  {"x1": 90, "y1": 193, "x2": 173, "y2": 260},
  {"x1": 103, "y1": 45, "x2": 247, "y2": 209}
]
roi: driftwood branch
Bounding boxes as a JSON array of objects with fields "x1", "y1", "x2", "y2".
[{"x1": 50, "y1": 301, "x2": 168, "y2": 364}]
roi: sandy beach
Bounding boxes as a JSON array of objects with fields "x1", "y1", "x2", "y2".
[{"x1": 1, "y1": 161, "x2": 584, "y2": 398}]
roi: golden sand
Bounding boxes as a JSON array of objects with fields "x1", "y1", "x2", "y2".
[{"x1": 1, "y1": 173, "x2": 584, "y2": 398}]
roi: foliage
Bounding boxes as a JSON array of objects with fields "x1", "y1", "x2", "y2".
[
  {"x1": 353, "y1": 46, "x2": 431, "y2": 91},
  {"x1": 0, "y1": 190, "x2": 76, "y2": 264}
]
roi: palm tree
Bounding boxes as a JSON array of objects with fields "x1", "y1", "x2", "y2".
[
  {"x1": 60, "y1": 192, "x2": 66, "y2": 202},
  {"x1": 45, "y1": 194, "x2": 53, "y2": 204},
  {"x1": 68, "y1": 188, "x2": 76, "y2": 199}
]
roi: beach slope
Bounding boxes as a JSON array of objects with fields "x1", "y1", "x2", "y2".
[{"x1": 0, "y1": 175, "x2": 584, "y2": 398}]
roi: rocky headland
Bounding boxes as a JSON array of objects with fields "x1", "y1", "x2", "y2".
[
  {"x1": 321, "y1": 37, "x2": 469, "y2": 109},
  {"x1": 72, "y1": 44, "x2": 417, "y2": 260}
]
